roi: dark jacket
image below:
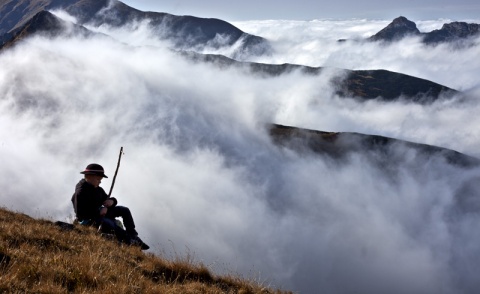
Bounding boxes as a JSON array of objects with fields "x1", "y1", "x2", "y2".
[{"x1": 71, "y1": 179, "x2": 118, "y2": 220}]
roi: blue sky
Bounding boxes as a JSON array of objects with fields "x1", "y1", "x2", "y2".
[{"x1": 121, "y1": 0, "x2": 480, "y2": 21}]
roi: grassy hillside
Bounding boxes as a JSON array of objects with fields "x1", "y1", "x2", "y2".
[{"x1": 0, "y1": 207, "x2": 290, "y2": 293}]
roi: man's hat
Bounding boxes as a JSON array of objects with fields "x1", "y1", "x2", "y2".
[{"x1": 80, "y1": 163, "x2": 108, "y2": 178}]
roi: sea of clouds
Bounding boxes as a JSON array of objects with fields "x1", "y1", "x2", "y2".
[{"x1": 1, "y1": 13, "x2": 480, "y2": 293}]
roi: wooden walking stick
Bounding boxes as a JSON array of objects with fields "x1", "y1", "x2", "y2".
[{"x1": 108, "y1": 147, "x2": 124, "y2": 197}]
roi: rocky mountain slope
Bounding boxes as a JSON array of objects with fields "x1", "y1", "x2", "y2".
[
  {"x1": 0, "y1": 7, "x2": 457, "y2": 103},
  {"x1": 0, "y1": 0, "x2": 271, "y2": 57},
  {"x1": 369, "y1": 16, "x2": 480, "y2": 44},
  {"x1": 269, "y1": 124, "x2": 480, "y2": 168},
  {"x1": 181, "y1": 51, "x2": 457, "y2": 102},
  {"x1": 0, "y1": 10, "x2": 92, "y2": 50},
  {"x1": 0, "y1": 0, "x2": 473, "y2": 162},
  {"x1": 368, "y1": 16, "x2": 420, "y2": 42}
]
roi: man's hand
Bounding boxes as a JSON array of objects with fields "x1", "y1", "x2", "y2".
[
  {"x1": 100, "y1": 207, "x2": 108, "y2": 216},
  {"x1": 103, "y1": 199, "x2": 114, "y2": 208}
]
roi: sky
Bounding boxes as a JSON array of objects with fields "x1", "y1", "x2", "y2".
[
  {"x1": 121, "y1": 0, "x2": 480, "y2": 21},
  {"x1": 1, "y1": 4, "x2": 480, "y2": 294}
]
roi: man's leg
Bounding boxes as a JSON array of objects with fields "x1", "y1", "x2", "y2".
[
  {"x1": 105, "y1": 206, "x2": 149, "y2": 250},
  {"x1": 98, "y1": 217, "x2": 128, "y2": 242},
  {"x1": 106, "y1": 206, "x2": 138, "y2": 236}
]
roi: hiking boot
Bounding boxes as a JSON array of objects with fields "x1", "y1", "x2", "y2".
[{"x1": 130, "y1": 236, "x2": 150, "y2": 250}]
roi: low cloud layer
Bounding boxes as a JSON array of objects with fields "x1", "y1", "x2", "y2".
[
  {"x1": 1, "y1": 17, "x2": 480, "y2": 293},
  {"x1": 233, "y1": 19, "x2": 480, "y2": 90}
]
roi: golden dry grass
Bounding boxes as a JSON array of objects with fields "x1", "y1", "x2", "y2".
[{"x1": 0, "y1": 207, "x2": 291, "y2": 293}]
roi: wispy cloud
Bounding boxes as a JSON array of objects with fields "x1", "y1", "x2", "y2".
[{"x1": 1, "y1": 16, "x2": 480, "y2": 293}]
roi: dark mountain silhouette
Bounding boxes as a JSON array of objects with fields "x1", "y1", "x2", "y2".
[
  {"x1": 369, "y1": 16, "x2": 420, "y2": 42},
  {"x1": 0, "y1": 10, "x2": 92, "y2": 50},
  {"x1": 271, "y1": 124, "x2": 480, "y2": 218},
  {"x1": 368, "y1": 16, "x2": 480, "y2": 45},
  {"x1": 0, "y1": 3, "x2": 457, "y2": 103},
  {"x1": 338, "y1": 69, "x2": 455, "y2": 102},
  {"x1": 269, "y1": 124, "x2": 480, "y2": 168},
  {"x1": 423, "y1": 21, "x2": 480, "y2": 44},
  {"x1": 181, "y1": 51, "x2": 457, "y2": 103},
  {"x1": 0, "y1": 0, "x2": 271, "y2": 57}
]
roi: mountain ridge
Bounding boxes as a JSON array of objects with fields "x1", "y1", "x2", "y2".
[
  {"x1": 0, "y1": 0, "x2": 271, "y2": 57},
  {"x1": 369, "y1": 16, "x2": 420, "y2": 42},
  {"x1": 368, "y1": 16, "x2": 480, "y2": 44},
  {"x1": 0, "y1": 1, "x2": 472, "y2": 167},
  {"x1": 0, "y1": 8, "x2": 457, "y2": 103},
  {"x1": 180, "y1": 51, "x2": 457, "y2": 102},
  {"x1": 0, "y1": 10, "x2": 93, "y2": 50},
  {"x1": 269, "y1": 123, "x2": 480, "y2": 168}
]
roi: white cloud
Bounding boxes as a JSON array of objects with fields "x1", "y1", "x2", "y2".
[
  {"x1": 1, "y1": 17, "x2": 480, "y2": 293},
  {"x1": 233, "y1": 19, "x2": 480, "y2": 90}
]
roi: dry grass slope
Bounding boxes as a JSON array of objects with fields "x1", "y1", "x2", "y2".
[{"x1": 0, "y1": 207, "x2": 291, "y2": 293}]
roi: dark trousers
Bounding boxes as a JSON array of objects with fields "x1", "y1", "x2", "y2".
[{"x1": 100, "y1": 205, "x2": 138, "y2": 240}]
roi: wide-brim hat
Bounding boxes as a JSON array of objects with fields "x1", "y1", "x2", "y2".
[{"x1": 80, "y1": 163, "x2": 108, "y2": 178}]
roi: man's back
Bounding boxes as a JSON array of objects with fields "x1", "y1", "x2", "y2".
[{"x1": 71, "y1": 179, "x2": 109, "y2": 220}]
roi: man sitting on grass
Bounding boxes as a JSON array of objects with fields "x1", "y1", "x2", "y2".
[{"x1": 71, "y1": 163, "x2": 149, "y2": 250}]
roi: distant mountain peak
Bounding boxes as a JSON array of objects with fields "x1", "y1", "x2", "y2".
[
  {"x1": 19, "y1": 10, "x2": 62, "y2": 32},
  {"x1": 441, "y1": 22, "x2": 480, "y2": 36},
  {"x1": 369, "y1": 16, "x2": 420, "y2": 42},
  {"x1": 0, "y1": 9, "x2": 93, "y2": 50},
  {"x1": 0, "y1": 0, "x2": 271, "y2": 58},
  {"x1": 0, "y1": 10, "x2": 63, "y2": 49},
  {"x1": 390, "y1": 16, "x2": 415, "y2": 27},
  {"x1": 368, "y1": 16, "x2": 480, "y2": 45},
  {"x1": 423, "y1": 21, "x2": 480, "y2": 44}
]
